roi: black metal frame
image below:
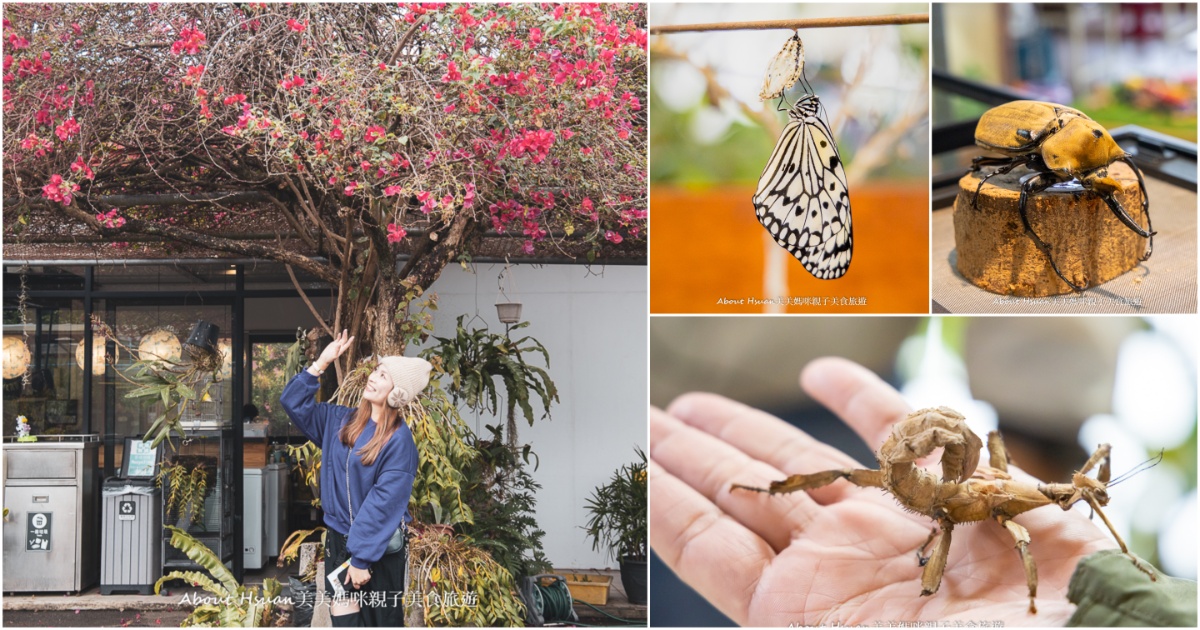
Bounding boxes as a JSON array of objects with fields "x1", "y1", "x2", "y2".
[{"x1": 931, "y1": 69, "x2": 1198, "y2": 208}]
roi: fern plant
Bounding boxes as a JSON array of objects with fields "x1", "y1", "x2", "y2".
[
  {"x1": 156, "y1": 526, "x2": 284, "y2": 627},
  {"x1": 421, "y1": 315, "x2": 558, "y2": 448},
  {"x1": 458, "y1": 426, "x2": 551, "y2": 581}
]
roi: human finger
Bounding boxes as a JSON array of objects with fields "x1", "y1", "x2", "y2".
[
  {"x1": 800, "y1": 357, "x2": 910, "y2": 451},
  {"x1": 649, "y1": 458, "x2": 772, "y2": 626},
  {"x1": 651, "y1": 406, "x2": 817, "y2": 550},
  {"x1": 666, "y1": 392, "x2": 871, "y2": 505}
]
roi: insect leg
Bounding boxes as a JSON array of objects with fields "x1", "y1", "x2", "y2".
[
  {"x1": 996, "y1": 516, "x2": 1038, "y2": 614},
  {"x1": 1078, "y1": 443, "x2": 1112, "y2": 482},
  {"x1": 987, "y1": 431, "x2": 1010, "y2": 472},
  {"x1": 1083, "y1": 494, "x2": 1157, "y2": 582},
  {"x1": 915, "y1": 526, "x2": 939, "y2": 567},
  {"x1": 920, "y1": 520, "x2": 954, "y2": 597},
  {"x1": 1117, "y1": 155, "x2": 1154, "y2": 260},
  {"x1": 970, "y1": 157, "x2": 1023, "y2": 209},
  {"x1": 730, "y1": 468, "x2": 884, "y2": 496},
  {"x1": 1018, "y1": 172, "x2": 1087, "y2": 292}
]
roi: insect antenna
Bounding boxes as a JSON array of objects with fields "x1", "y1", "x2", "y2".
[{"x1": 1107, "y1": 450, "x2": 1165, "y2": 487}]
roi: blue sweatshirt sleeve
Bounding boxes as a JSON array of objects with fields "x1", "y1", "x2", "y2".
[
  {"x1": 346, "y1": 429, "x2": 418, "y2": 568},
  {"x1": 280, "y1": 371, "x2": 351, "y2": 444}
]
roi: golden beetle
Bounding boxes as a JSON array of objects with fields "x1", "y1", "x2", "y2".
[{"x1": 969, "y1": 100, "x2": 1154, "y2": 291}]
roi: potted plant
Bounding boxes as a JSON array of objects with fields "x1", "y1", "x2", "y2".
[{"x1": 583, "y1": 448, "x2": 647, "y2": 605}]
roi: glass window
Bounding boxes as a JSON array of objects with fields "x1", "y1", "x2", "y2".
[
  {"x1": 249, "y1": 338, "x2": 305, "y2": 439},
  {"x1": 99, "y1": 302, "x2": 234, "y2": 455},
  {"x1": 2, "y1": 300, "x2": 87, "y2": 438}
]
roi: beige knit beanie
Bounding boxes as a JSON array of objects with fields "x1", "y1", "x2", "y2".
[{"x1": 378, "y1": 356, "x2": 433, "y2": 408}]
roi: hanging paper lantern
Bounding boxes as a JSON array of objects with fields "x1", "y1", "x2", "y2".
[
  {"x1": 76, "y1": 337, "x2": 108, "y2": 376},
  {"x1": 2, "y1": 336, "x2": 31, "y2": 380},
  {"x1": 138, "y1": 328, "x2": 181, "y2": 363}
]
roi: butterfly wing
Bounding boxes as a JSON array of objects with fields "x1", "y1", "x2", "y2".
[
  {"x1": 759, "y1": 35, "x2": 805, "y2": 102},
  {"x1": 752, "y1": 107, "x2": 853, "y2": 279}
]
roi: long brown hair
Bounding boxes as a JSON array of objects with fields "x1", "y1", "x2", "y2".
[{"x1": 339, "y1": 399, "x2": 401, "y2": 466}]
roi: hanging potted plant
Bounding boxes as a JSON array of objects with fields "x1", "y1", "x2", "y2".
[{"x1": 583, "y1": 448, "x2": 647, "y2": 605}]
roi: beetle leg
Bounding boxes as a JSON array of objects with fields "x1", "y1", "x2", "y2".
[
  {"x1": 970, "y1": 157, "x2": 1026, "y2": 209},
  {"x1": 996, "y1": 516, "x2": 1038, "y2": 614},
  {"x1": 730, "y1": 468, "x2": 884, "y2": 496},
  {"x1": 920, "y1": 520, "x2": 953, "y2": 597},
  {"x1": 1018, "y1": 172, "x2": 1087, "y2": 292},
  {"x1": 1117, "y1": 155, "x2": 1154, "y2": 260}
]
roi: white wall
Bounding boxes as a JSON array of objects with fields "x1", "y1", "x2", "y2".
[{"x1": 419, "y1": 263, "x2": 648, "y2": 570}]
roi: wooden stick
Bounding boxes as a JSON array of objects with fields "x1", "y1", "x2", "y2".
[{"x1": 650, "y1": 14, "x2": 929, "y2": 35}]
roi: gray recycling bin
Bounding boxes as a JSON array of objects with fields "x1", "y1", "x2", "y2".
[
  {"x1": 101, "y1": 480, "x2": 162, "y2": 594},
  {"x1": 101, "y1": 438, "x2": 162, "y2": 595},
  {"x1": 2, "y1": 436, "x2": 100, "y2": 593}
]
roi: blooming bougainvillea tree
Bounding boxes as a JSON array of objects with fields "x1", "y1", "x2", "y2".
[{"x1": 3, "y1": 3, "x2": 647, "y2": 362}]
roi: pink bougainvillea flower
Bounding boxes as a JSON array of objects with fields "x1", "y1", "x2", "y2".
[
  {"x1": 329, "y1": 126, "x2": 344, "y2": 141},
  {"x1": 96, "y1": 209, "x2": 126, "y2": 228},
  {"x1": 386, "y1": 223, "x2": 407, "y2": 243},
  {"x1": 55, "y1": 117, "x2": 80, "y2": 141},
  {"x1": 286, "y1": 18, "x2": 307, "y2": 32},
  {"x1": 441, "y1": 194, "x2": 454, "y2": 208},
  {"x1": 343, "y1": 181, "x2": 359, "y2": 196},
  {"x1": 7, "y1": 34, "x2": 30, "y2": 50},
  {"x1": 462, "y1": 182, "x2": 476, "y2": 209},
  {"x1": 441, "y1": 61, "x2": 462, "y2": 82},
  {"x1": 70, "y1": 155, "x2": 94, "y2": 180},
  {"x1": 383, "y1": 185, "x2": 403, "y2": 197},
  {"x1": 41, "y1": 174, "x2": 78, "y2": 206},
  {"x1": 605, "y1": 230, "x2": 623, "y2": 244},
  {"x1": 617, "y1": 129, "x2": 630, "y2": 140},
  {"x1": 222, "y1": 93, "x2": 246, "y2": 106},
  {"x1": 280, "y1": 75, "x2": 305, "y2": 91},
  {"x1": 364, "y1": 126, "x2": 385, "y2": 143},
  {"x1": 522, "y1": 240, "x2": 535, "y2": 255},
  {"x1": 171, "y1": 27, "x2": 206, "y2": 56}
]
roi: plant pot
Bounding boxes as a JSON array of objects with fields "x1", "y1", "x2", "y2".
[
  {"x1": 619, "y1": 555, "x2": 647, "y2": 605},
  {"x1": 495, "y1": 302, "x2": 522, "y2": 324}
]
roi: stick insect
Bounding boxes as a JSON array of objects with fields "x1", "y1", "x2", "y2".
[{"x1": 731, "y1": 407, "x2": 1156, "y2": 614}]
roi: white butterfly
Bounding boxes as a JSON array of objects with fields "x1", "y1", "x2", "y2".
[
  {"x1": 759, "y1": 33, "x2": 805, "y2": 102},
  {"x1": 752, "y1": 93, "x2": 853, "y2": 279}
]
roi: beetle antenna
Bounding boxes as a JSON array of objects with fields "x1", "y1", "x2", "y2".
[{"x1": 1108, "y1": 450, "x2": 1164, "y2": 487}]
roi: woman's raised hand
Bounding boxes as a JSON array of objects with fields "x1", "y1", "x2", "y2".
[{"x1": 315, "y1": 329, "x2": 355, "y2": 370}]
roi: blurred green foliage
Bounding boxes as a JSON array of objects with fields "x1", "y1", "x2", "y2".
[{"x1": 649, "y1": 91, "x2": 774, "y2": 186}]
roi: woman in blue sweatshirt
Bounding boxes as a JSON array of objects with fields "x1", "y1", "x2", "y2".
[{"x1": 282, "y1": 330, "x2": 430, "y2": 627}]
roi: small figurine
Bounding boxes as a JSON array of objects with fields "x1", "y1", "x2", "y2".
[{"x1": 15, "y1": 415, "x2": 37, "y2": 442}]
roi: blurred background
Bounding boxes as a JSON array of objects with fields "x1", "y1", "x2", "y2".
[
  {"x1": 931, "y1": 4, "x2": 1197, "y2": 312},
  {"x1": 649, "y1": 4, "x2": 930, "y2": 314},
  {"x1": 650, "y1": 315, "x2": 1197, "y2": 626}
]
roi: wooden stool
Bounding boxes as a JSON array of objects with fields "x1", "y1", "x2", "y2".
[{"x1": 953, "y1": 162, "x2": 1148, "y2": 297}]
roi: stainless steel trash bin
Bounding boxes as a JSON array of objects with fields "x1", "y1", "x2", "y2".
[
  {"x1": 101, "y1": 479, "x2": 162, "y2": 594},
  {"x1": 2, "y1": 436, "x2": 100, "y2": 593}
]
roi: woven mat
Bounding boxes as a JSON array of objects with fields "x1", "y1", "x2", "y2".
[{"x1": 932, "y1": 176, "x2": 1196, "y2": 313}]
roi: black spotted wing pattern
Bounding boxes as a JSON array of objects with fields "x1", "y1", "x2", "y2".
[{"x1": 752, "y1": 94, "x2": 853, "y2": 279}]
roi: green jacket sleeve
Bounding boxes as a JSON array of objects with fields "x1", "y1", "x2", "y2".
[{"x1": 1067, "y1": 549, "x2": 1197, "y2": 627}]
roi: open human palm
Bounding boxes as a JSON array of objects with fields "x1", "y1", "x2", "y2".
[{"x1": 650, "y1": 357, "x2": 1116, "y2": 627}]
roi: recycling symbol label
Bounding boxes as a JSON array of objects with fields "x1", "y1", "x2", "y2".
[{"x1": 118, "y1": 499, "x2": 136, "y2": 521}]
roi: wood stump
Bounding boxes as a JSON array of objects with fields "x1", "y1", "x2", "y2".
[{"x1": 953, "y1": 162, "x2": 1149, "y2": 296}]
